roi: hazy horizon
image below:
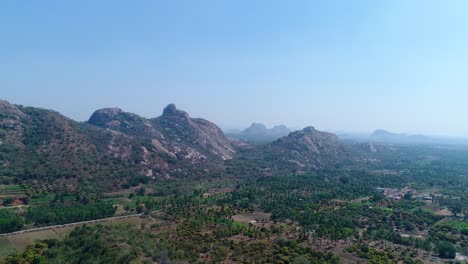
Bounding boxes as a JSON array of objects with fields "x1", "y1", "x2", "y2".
[{"x1": 2, "y1": 1, "x2": 468, "y2": 136}]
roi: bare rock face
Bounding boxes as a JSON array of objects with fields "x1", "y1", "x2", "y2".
[
  {"x1": 155, "y1": 104, "x2": 235, "y2": 160},
  {"x1": 88, "y1": 108, "x2": 123, "y2": 126},
  {"x1": 0, "y1": 100, "x2": 27, "y2": 148},
  {"x1": 86, "y1": 103, "x2": 235, "y2": 179},
  {"x1": 88, "y1": 107, "x2": 164, "y2": 139},
  {"x1": 0, "y1": 100, "x2": 26, "y2": 118},
  {"x1": 88, "y1": 103, "x2": 235, "y2": 162}
]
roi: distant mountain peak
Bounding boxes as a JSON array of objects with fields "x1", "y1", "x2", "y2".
[
  {"x1": 243, "y1": 123, "x2": 268, "y2": 135},
  {"x1": 370, "y1": 129, "x2": 430, "y2": 144},
  {"x1": 227, "y1": 123, "x2": 291, "y2": 143},
  {"x1": 272, "y1": 124, "x2": 289, "y2": 130},
  {"x1": 279, "y1": 126, "x2": 336, "y2": 146},
  {"x1": 249, "y1": 122, "x2": 267, "y2": 129},
  {"x1": 371, "y1": 129, "x2": 393, "y2": 136}
]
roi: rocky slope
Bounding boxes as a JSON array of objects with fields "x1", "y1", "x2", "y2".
[
  {"x1": 0, "y1": 100, "x2": 105, "y2": 188},
  {"x1": 0, "y1": 100, "x2": 235, "y2": 191},
  {"x1": 87, "y1": 104, "x2": 235, "y2": 162},
  {"x1": 151, "y1": 104, "x2": 235, "y2": 160}
]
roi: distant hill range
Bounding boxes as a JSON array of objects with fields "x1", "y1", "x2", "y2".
[
  {"x1": 226, "y1": 123, "x2": 291, "y2": 143},
  {"x1": 339, "y1": 129, "x2": 468, "y2": 145},
  {"x1": 370, "y1": 129, "x2": 431, "y2": 144},
  {"x1": 0, "y1": 99, "x2": 359, "y2": 191}
]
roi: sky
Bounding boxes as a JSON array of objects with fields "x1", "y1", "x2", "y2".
[{"x1": 1, "y1": 0, "x2": 468, "y2": 136}]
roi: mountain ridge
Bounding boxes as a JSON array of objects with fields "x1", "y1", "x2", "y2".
[
  {"x1": 0, "y1": 100, "x2": 237, "y2": 190},
  {"x1": 0, "y1": 99, "x2": 353, "y2": 191}
]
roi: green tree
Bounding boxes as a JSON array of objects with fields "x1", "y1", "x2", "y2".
[{"x1": 437, "y1": 241, "x2": 456, "y2": 259}]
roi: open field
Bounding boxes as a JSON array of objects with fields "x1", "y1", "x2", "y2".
[
  {"x1": 0, "y1": 238, "x2": 16, "y2": 257},
  {"x1": 0, "y1": 215, "x2": 144, "y2": 257},
  {"x1": 7, "y1": 229, "x2": 65, "y2": 251},
  {"x1": 434, "y1": 208, "x2": 453, "y2": 216},
  {"x1": 0, "y1": 185, "x2": 23, "y2": 192},
  {"x1": 231, "y1": 211, "x2": 271, "y2": 224}
]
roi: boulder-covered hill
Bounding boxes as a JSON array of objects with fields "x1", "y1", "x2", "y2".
[
  {"x1": 0, "y1": 100, "x2": 234, "y2": 190},
  {"x1": 228, "y1": 126, "x2": 356, "y2": 175},
  {"x1": 268, "y1": 127, "x2": 352, "y2": 169}
]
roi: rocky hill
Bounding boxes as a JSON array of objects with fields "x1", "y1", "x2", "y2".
[
  {"x1": 228, "y1": 126, "x2": 355, "y2": 175},
  {"x1": 88, "y1": 104, "x2": 235, "y2": 161},
  {"x1": 0, "y1": 99, "x2": 358, "y2": 191},
  {"x1": 0, "y1": 100, "x2": 235, "y2": 191},
  {"x1": 267, "y1": 126, "x2": 350, "y2": 169},
  {"x1": 151, "y1": 104, "x2": 235, "y2": 161}
]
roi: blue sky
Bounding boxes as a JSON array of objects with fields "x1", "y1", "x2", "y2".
[{"x1": 1, "y1": 1, "x2": 468, "y2": 135}]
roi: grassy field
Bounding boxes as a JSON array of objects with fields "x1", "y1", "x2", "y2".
[
  {"x1": 28, "y1": 194, "x2": 53, "y2": 205},
  {"x1": 0, "y1": 238, "x2": 16, "y2": 257},
  {"x1": 28, "y1": 194, "x2": 77, "y2": 205},
  {"x1": 448, "y1": 221, "x2": 468, "y2": 231},
  {"x1": 0, "y1": 185, "x2": 23, "y2": 192},
  {"x1": 0, "y1": 216, "x2": 144, "y2": 258},
  {"x1": 231, "y1": 211, "x2": 271, "y2": 224},
  {"x1": 0, "y1": 185, "x2": 23, "y2": 193},
  {"x1": 0, "y1": 185, "x2": 24, "y2": 198},
  {"x1": 7, "y1": 229, "x2": 65, "y2": 251}
]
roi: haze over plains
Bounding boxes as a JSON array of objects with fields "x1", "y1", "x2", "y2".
[{"x1": 1, "y1": 1, "x2": 468, "y2": 136}]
